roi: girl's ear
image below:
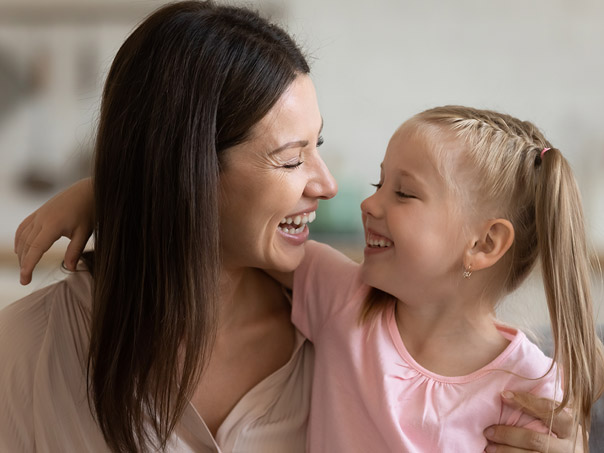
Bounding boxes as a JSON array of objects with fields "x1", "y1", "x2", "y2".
[{"x1": 465, "y1": 219, "x2": 514, "y2": 272}]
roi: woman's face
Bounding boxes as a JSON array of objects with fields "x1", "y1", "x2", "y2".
[{"x1": 219, "y1": 75, "x2": 337, "y2": 272}]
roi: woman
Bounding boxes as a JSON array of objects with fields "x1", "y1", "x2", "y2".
[{"x1": 1, "y1": 1, "x2": 581, "y2": 452}]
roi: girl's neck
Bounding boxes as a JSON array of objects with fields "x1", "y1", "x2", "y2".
[{"x1": 394, "y1": 299, "x2": 510, "y2": 377}]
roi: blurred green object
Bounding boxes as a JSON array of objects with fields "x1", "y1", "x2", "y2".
[{"x1": 311, "y1": 180, "x2": 364, "y2": 235}]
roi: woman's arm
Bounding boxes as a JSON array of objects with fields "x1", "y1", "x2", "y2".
[
  {"x1": 14, "y1": 178, "x2": 94, "y2": 285},
  {"x1": 484, "y1": 391, "x2": 582, "y2": 452}
]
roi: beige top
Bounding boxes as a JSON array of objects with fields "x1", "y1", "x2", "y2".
[{"x1": 0, "y1": 268, "x2": 313, "y2": 452}]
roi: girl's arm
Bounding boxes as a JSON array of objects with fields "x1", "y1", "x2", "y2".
[
  {"x1": 485, "y1": 391, "x2": 582, "y2": 452},
  {"x1": 14, "y1": 178, "x2": 94, "y2": 285}
]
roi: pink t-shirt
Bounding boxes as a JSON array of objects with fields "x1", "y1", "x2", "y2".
[{"x1": 292, "y1": 241, "x2": 561, "y2": 453}]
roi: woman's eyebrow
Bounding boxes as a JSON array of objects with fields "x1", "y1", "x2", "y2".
[
  {"x1": 269, "y1": 118, "x2": 324, "y2": 155},
  {"x1": 269, "y1": 140, "x2": 309, "y2": 155}
]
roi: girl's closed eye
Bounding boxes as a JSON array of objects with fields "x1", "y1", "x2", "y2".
[
  {"x1": 370, "y1": 183, "x2": 415, "y2": 199},
  {"x1": 396, "y1": 190, "x2": 415, "y2": 199}
]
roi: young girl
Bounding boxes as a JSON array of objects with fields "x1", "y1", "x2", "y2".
[
  {"x1": 13, "y1": 106, "x2": 601, "y2": 451},
  {"x1": 291, "y1": 105, "x2": 603, "y2": 451}
]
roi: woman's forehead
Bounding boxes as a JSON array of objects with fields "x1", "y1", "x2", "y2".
[{"x1": 246, "y1": 75, "x2": 322, "y2": 146}]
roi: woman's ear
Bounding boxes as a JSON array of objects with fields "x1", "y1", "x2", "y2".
[{"x1": 465, "y1": 219, "x2": 514, "y2": 272}]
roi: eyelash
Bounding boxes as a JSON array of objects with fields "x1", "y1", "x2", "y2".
[
  {"x1": 370, "y1": 183, "x2": 414, "y2": 199},
  {"x1": 282, "y1": 161, "x2": 304, "y2": 169},
  {"x1": 282, "y1": 136, "x2": 324, "y2": 169}
]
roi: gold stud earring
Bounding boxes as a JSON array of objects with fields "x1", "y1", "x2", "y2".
[{"x1": 463, "y1": 265, "x2": 472, "y2": 279}]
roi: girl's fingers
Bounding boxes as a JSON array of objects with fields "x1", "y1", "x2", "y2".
[
  {"x1": 64, "y1": 229, "x2": 89, "y2": 271},
  {"x1": 501, "y1": 392, "x2": 574, "y2": 439},
  {"x1": 14, "y1": 214, "x2": 34, "y2": 253},
  {"x1": 19, "y1": 226, "x2": 59, "y2": 286},
  {"x1": 15, "y1": 221, "x2": 35, "y2": 266}
]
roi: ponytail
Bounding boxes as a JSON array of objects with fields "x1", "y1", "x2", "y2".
[{"x1": 535, "y1": 147, "x2": 604, "y2": 444}]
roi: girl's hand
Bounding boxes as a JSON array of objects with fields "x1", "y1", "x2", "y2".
[
  {"x1": 484, "y1": 391, "x2": 582, "y2": 452},
  {"x1": 14, "y1": 178, "x2": 94, "y2": 285}
]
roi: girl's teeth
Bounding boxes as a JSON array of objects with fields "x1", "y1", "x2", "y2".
[{"x1": 367, "y1": 237, "x2": 392, "y2": 248}]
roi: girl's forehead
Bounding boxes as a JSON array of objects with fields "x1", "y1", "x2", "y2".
[{"x1": 386, "y1": 121, "x2": 476, "y2": 199}]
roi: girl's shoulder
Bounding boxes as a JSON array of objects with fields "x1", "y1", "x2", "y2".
[
  {"x1": 303, "y1": 240, "x2": 360, "y2": 274},
  {"x1": 495, "y1": 324, "x2": 556, "y2": 379}
]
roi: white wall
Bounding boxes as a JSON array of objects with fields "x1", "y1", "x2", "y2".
[
  {"x1": 281, "y1": 0, "x2": 604, "y2": 244},
  {"x1": 1, "y1": 0, "x2": 603, "y2": 323}
]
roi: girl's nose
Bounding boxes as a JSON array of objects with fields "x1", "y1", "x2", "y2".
[{"x1": 361, "y1": 191, "x2": 381, "y2": 218}]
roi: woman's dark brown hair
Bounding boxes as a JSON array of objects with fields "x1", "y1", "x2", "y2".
[{"x1": 89, "y1": 2, "x2": 309, "y2": 451}]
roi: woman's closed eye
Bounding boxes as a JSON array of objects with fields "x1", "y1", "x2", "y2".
[
  {"x1": 282, "y1": 160, "x2": 304, "y2": 169},
  {"x1": 281, "y1": 136, "x2": 323, "y2": 170}
]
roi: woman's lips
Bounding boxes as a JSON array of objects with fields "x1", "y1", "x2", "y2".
[{"x1": 278, "y1": 210, "x2": 316, "y2": 234}]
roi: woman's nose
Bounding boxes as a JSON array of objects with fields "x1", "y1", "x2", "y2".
[{"x1": 306, "y1": 155, "x2": 338, "y2": 200}]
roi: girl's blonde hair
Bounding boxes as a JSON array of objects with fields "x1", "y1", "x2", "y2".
[{"x1": 362, "y1": 105, "x2": 604, "y2": 446}]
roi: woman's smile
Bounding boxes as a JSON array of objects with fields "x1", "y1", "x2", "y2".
[{"x1": 278, "y1": 210, "x2": 317, "y2": 234}]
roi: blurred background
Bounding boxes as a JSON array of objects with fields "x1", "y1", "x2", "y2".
[{"x1": 0, "y1": 0, "x2": 603, "y2": 330}]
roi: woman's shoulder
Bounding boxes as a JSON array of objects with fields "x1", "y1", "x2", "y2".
[
  {"x1": 0, "y1": 267, "x2": 93, "y2": 384},
  {"x1": 0, "y1": 267, "x2": 94, "y2": 451}
]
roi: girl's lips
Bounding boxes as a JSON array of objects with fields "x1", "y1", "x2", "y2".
[
  {"x1": 365, "y1": 228, "x2": 393, "y2": 244},
  {"x1": 364, "y1": 243, "x2": 393, "y2": 256},
  {"x1": 364, "y1": 228, "x2": 393, "y2": 254}
]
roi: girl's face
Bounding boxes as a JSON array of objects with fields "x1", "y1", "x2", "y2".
[
  {"x1": 360, "y1": 122, "x2": 471, "y2": 304},
  {"x1": 219, "y1": 75, "x2": 337, "y2": 273}
]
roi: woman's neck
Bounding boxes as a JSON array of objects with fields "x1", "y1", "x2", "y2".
[
  {"x1": 394, "y1": 297, "x2": 509, "y2": 377},
  {"x1": 217, "y1": 266, "x2": 286, "y2": 330}
]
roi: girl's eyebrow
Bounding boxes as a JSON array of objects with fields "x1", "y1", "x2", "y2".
[
  {"x1": 380, "y1": 163, "x2": 427, "y2": 188},
  {"x1": 269, "y1": 118, "x2": 324, "y2": 156}
]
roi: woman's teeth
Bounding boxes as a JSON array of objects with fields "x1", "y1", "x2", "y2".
[
  {"x1": 278, "y1": 211, "x2": 316, "y2": 234},
  {"x1": 367, "y1": 238, "x2": 393, "y2": 248}
]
